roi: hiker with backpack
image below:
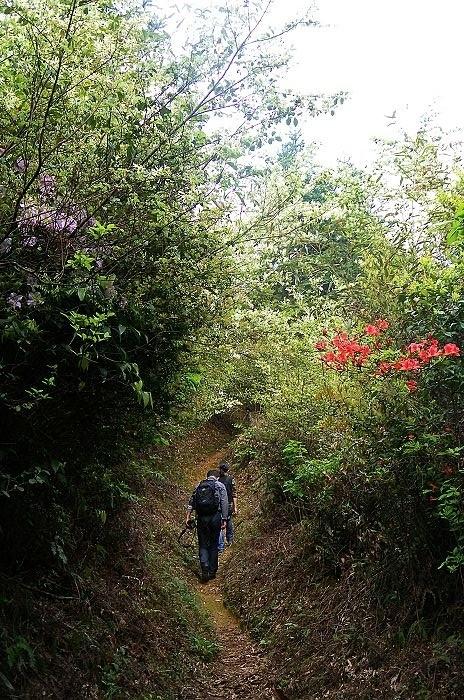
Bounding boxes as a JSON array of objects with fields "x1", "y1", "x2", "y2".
[
  {"x1": 186, "y1": 468, "x2": 228, "y2": 582},
  {"x1": 218, "y1": 462, "x2": 237, "y2": 553}
]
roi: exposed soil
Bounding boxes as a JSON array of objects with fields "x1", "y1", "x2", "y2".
[{"x1": 181, "y1": 445, "x2": 282, "y2": 700}]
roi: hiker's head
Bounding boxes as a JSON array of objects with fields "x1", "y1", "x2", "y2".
[
  {"x1": 219, "y1": 462, "x2": 229, "y2": 474},
  {"x1": 207, "y1": 469, "x2": 220, "y2": 479}
]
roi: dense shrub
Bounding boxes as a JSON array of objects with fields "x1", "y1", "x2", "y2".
[
  {"x1": 0, "y1": 0, "x2": 334, "y2": 692},
  {"x1": 226, "y1": 137, "x2": 464, "y2": 620},
  {"x1": 1, "y1": 0, "x2": 315, "y2": 569}
]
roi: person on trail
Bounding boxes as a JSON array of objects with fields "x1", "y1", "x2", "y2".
[
  {"x1": 218, "y1": 462, "x2": 237, "y2": 553},
  {"x1": 186, "y1": 468, "x2": 228, "y2": 582}
]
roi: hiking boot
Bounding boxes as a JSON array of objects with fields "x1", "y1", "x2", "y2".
[
  {"x1": 209, "y1": 571, "x2": 217, "y2": 580},
  {"x1": 200, "y1": 568, "x2": 210, "y2": 583}
]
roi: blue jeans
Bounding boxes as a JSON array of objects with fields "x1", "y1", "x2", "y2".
[{"x1": 218, "y1": 516, "x2": 234, "y2": 552}]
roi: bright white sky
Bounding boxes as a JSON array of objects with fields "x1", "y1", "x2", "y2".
[{"x1": 175, "y1": 0, "x2": 464, "y2": 166}]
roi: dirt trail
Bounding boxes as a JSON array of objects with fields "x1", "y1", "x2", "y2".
[{"x1": 181, "y1": 446, "x2": 282, "y2": 700}]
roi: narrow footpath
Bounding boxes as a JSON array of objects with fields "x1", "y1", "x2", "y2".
[{"x1": 181, "y1": 445, "x2": 284, "y2": 700}]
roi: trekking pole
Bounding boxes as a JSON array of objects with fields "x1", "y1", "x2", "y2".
[{"x1": 178, "y1": 517, "x2": 197, "y2": 547}]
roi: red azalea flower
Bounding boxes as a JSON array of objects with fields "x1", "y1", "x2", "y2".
[
  {"x1": 333, "y1": 333, "x2": 349, "y2": 348},
  {"x1": 397, "y1": 358, "x2": 421, "y2": 371},
  {"x1": 375, "y1": 319, "x2": 389, "y2": 330},
  {"x1": 427, "y1": 345, "x2": 441, "y2": 358},
  {"x1": 406, "y1": 380, "x2": 418, "y2": 392},
  {"x1": 358, "y1": 345, "x2": 371, "y2": 356},
  {"x1": 365, "y1": 324, "x2": 380, "y2": 336},
  {"x1": 407, "y1": 342, "x2": 423, "y2": 354},
  {"x1": 377, "y1": 361, "x2": 392, "y2": 375},
  {"x1": 323, "y1": 351, "x2": 337, "y2": 363},
  {"x1": 315, "y1": 341, "x2": 327, "y2": 351},
  {"x1": 347, "y1": 341, "x2": 362, "y2": 354},
  {"x1": 443, "y1": 343, "x2": 460, "y2": 357},
  {"x1": 418, "y1": 349, "x2": 431, "y2": 363}
]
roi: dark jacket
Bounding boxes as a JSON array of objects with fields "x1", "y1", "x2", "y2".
[{"x1": 219, "y1": 474, "x2": 236, "y2": 515}]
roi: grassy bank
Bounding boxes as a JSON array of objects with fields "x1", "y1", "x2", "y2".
[
  {"x1": 223, "y1": 458, "x2": 464, "y2": 700},
  {"x1": 0, "y1": 423, "x2": 232, "y2": 699}
]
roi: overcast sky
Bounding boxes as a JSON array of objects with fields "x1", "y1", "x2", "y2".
[{"x1": 174, "y1": 0, "x2": 464, "y2": 166}]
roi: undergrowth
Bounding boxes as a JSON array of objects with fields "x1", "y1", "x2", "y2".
[
  {"x1": 224, "y1": 448, "x2": 464, "y2": 699},
  {"x1": 0, "y1": 426, "x2": 223, "y2": 699}
]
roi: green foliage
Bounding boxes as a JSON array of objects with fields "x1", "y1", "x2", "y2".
[
  {"x1": 446, "y1": 204, "x2": 464, "y2": 246},
  {"x1": 221, "y1": 130, "x2": 464, "y2": 627},
  {"x1": 5, "y1": 635, "x2": 36, "y2": 673},
  {"x1": 282, "y1": 441, "x2": 340, "y2": 497},
  {"x1": 5, "y1": 0, "x2": 464, "y2": 696},
  {"x1": 1, "y1": 1, "x2": 334, "y2": 691},
  {"x1": 100, "y1": 646, "x2": 129, "y2": 699},
  {"x1": 1, "y1": 0, "x2": 328, "y2": 577},
  {"x1": 437, "y1": 483, "x2": 464, "y2": 572},
  {"x1": 190, "y1": 635, "x2": 219, "y2": 661}
]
